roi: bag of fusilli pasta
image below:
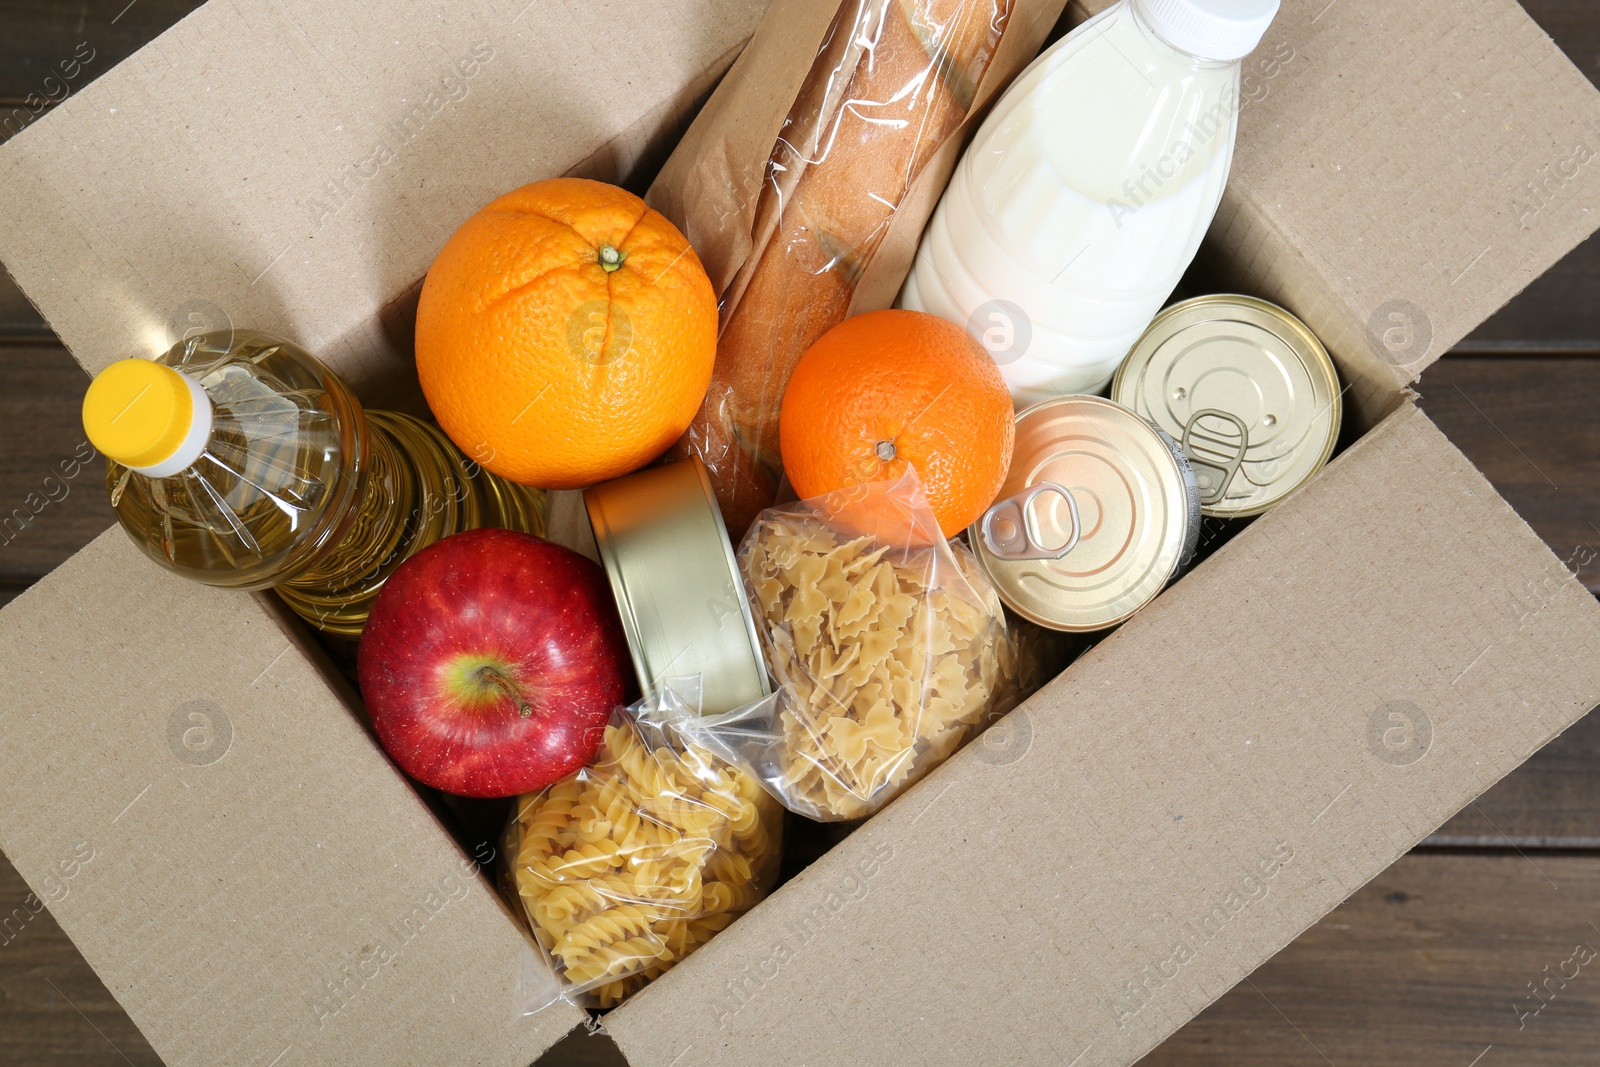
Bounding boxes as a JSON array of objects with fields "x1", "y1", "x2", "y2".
[
  {"x1": 673, "y1": 472, "x2": 1020, "y2": 822},
  {"x1": 505, "y1": 691, "x2": 782, "y2": 1008}
]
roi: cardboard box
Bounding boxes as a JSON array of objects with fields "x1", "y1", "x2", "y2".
[{"x1": 2, "y1": 0, "x2": 1599, "y2": 1064}]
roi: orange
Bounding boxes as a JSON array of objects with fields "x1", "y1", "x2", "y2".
[
  {"x1": 779, "y1": 309, "x2": 1016, "y2": 538},
  {"x1": 415, "y1": 177, "x2": 717, "y2": 489}
]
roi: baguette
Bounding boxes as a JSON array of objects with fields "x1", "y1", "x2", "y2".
[{"x1": 676, "y1": 0, "x2": 1013, "y2": 536}]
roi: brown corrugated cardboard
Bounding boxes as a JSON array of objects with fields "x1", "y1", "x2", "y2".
[
  {"x1": 0, "y1": 0, "x2": 767, "y2": 407},
  {"x1": 607, "y1": 402, "x2": 1600, "y2": 1066},
  {"x1": 0, "y1": 530, "x2": 586, "y2": 1066},
  {"x1": 0, "y1": 1, "x2": 771, "y2": 1064},
  {"x1": 1, "y1": 0, "x2": 1599, "y2": 1064}
]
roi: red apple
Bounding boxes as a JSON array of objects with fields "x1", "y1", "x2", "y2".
[{"x1": 357, "y1": 527, "x2": 629, "y2": 798}]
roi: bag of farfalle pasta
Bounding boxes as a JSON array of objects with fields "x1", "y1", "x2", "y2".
[
  {"x1": 506, "y1": 692, "x2": 782, "y2": 1007},
  {"x1": 674, "y1": 473, "x2": 1019, "y2": 822}
]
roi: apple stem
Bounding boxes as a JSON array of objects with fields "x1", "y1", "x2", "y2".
[{"x1": 477, "y1": 665, "x2": 535, "y2": 718}]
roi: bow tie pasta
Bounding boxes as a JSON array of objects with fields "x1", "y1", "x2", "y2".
[{"x1": 739, "y1": 487, "x2": 1016, "y2": 821}]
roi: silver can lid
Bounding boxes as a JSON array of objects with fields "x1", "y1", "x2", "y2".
[
  {"x1": 970, "y1": 396, "x2": 1199, "y2": 633},
  {"x1": 1112, "y1": 295, "x2": 1342, "y2": 518}
]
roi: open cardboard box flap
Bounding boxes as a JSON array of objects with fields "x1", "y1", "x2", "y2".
[
  {"x1": 0, "y1": 0, "x2": 770, "y2": 1064},
  {"x1": 2, "y1": 0, "x2": 1600, "y2": 1065},
  {"x1": 0, "y1": 0, "x2": 766, "y2": 408},
  {"x1": 607, "y1": 400, "x2": 1600, "y2": 1065},
  {"x1": 0, "y1": 531, "x2": 587, "y2": 1065}
]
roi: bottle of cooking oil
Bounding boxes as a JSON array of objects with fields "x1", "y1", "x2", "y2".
[{"x1": 81, "y1": 329, "x2": 545, "y2": 638}]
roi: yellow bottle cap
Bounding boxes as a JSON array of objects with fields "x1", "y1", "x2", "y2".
[{"x1": 83, "y1": 359, "x2": 203, "y2": 471}]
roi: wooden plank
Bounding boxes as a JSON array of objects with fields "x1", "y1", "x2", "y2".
[
  {"x1": 1460, "y1": 0, "x2": 1600, "y2": 350},
  {"x1": 1522, "y1": 0, "x2": 1600, "y2": 88},
  {"x1": 1428, "y1": 708, "x2": 1600, "y2": 848},
  {"x1": 1417, "y1": 357, "x2": 1600, "y2": 593},
  {"x1": 1142, "y1": 853, "x2": 1600, "y2": 1065},
  {"x1": 1, "y1": 263, "x2": 48, "y2": 340},
  {"x1": 0, "y1": 0, "x2": 208, "y2": 129},
  {"x1": 536, "y1": 1030, "x2": 627, "y2": 1067},
  {"x1": 1462, "y1": 233, "x2": 1600, "y2": 353},
  {"x1": 1416, "y1": 356, "x2": 1600, "y2": 848},
  {"x1": 0, "y1": 850, "x2": 160, "y2": 1066},
  {"x1": 0, "y1": 343, "x2": 114, "y2": 585}
]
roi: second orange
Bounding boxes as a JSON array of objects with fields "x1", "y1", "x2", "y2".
[{"x1": 779, "y1": 309, "x2": 1015, "y2": 539}]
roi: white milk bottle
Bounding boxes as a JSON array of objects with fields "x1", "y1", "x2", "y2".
[{"x1": 902, "y1": 0, "x2": 1280, "y2": 404}]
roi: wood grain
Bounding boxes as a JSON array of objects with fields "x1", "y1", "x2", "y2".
[
  {"x1": 1460, "y1": 0, "x2": 1600, "y2": 351},
  {"x1": 1427, "y1": 708, "x2": 1600, "y2": 849},
  {"x1": 1412, "y1": 356, "x2": 1600, "y2": 849},
  {"x1": 1140, "y1": 853, "x2": 1600, "y2": 1065},
  {"x1": 0, "y1": 0, "x2": 209, "y2": 340},
  {"x1": 0, "y1": 0, "x2": 1596, "y2": 1065},
  {"x1": 0, "y1": 851, "x2": 160, "y2": 1066},
  {"x1": 1417, "y1": 358, "x2": 1600, "y2": 594},
  {"x1": 0, "y1": 263, "x2": 46, "y2": 340},
  {"x1": 0, "y1": 0, "x2": 208, "y2": 109},
  {"x1": 1463, "y1": 232, "x2": 1600, "y2": 352},
  {"x1": 0, "y1": 343, "x2": 113, "y2": 587}
]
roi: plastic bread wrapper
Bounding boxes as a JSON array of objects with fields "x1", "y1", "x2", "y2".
[
  {"x1": 670, "y1": 471, "x2": 1032, "y2": 822},
  {"x1": 505, "y1": 684, "x2": 783, "y2": 1013},
  {"x1": 647, "y1": 0, "x2": 1072, "y2": 536}
]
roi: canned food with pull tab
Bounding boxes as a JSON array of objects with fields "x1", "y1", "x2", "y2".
[
  {"x1": 1112, "y1": 295, "x2": 1342, "y2": 518},
  {"x1": 970, "y1": 396, "x2": 1200, "y2": 633}
]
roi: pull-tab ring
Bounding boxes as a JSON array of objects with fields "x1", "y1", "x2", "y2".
[
  {"x1": 1181, "y1": 409, "x2": 1250, "y2": 506},
  {"x1": 979, "y1": 481, "x2": 1080, "y2": 562}
]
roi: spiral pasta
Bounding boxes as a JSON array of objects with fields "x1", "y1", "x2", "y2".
[{"x1": 511, "y1": 719, "x2": 782, "y2": 1006}]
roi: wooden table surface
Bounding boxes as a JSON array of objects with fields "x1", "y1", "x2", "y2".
[{"x1": 2, "y1": 2, "x2": 1598, "y2": 1065}]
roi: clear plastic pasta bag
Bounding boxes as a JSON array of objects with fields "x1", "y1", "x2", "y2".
[
  {"x1": 674, "y1": 473, "x2": 1020, "y2": 822},
  {"x1": 505, "y1": 689, "x2": 782, "y2": 1008}
]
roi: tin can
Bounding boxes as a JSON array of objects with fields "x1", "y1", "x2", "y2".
[
  {"x1": 970, "y1": 396, "x2": 1201, "y2": 633},
  {"x1": 1112, "y1": 295, "x2": 1342, "y2": 518},
  {"x1": 584, "y1": 457, "x2": 770, "y2": 716}
]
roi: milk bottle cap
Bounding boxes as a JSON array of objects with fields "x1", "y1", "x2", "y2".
[{"x1": 1132, "y1": 0, "x2": 1280, "y2": 62}]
